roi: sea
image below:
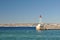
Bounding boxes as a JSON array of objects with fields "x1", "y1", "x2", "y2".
[{"x1": 0, "y1": 27, "x2": 60, "y2": 40}]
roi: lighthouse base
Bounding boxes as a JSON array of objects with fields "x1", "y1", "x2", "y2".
[{"x1": 36, "y1": 24, "x2": 47, "y2": 30}]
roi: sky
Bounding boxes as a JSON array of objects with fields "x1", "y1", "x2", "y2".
[{"x1": 0, "y1": 0, "x2": 60, "y2": 24}]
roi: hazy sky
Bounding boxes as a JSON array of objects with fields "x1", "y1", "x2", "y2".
[{"x1": 0, "y1": 0, "x2": 60, "y2": 24}]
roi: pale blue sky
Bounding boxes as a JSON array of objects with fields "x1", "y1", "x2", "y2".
[{"x1": 0, "y1": 0, "x2": 60, "y2": 24}]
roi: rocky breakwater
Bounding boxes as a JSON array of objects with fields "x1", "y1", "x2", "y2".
[{"x1": 44, "y1": 23, "x2": 60, "y2": 29}]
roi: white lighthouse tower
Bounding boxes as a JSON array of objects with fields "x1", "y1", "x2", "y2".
[
  {"x1": 39, "y1": 15, "x2": 42, "y2": 24},
  {"x1": 36, "y1": 15, "x2": 43, "y2": 30}
]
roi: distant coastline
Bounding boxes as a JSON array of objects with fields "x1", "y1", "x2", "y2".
[
  {"x1": 0, "y1": 23, "x2": 60, "y2": 27},
  {"x1": 0, "y1": 23, "x2": 37, "y2": 27}
]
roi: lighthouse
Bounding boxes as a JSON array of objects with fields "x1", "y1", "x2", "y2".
[
  {"x1": 36, "y1": 15, "x2": 44, "y2": 30},
  {"x1": 39, "y1": 15, "x2": 42, "y2": 23}
]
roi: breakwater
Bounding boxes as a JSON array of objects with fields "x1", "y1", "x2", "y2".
[{"x1": 0, "y1": 23, "x2": 60, "y2": 29}]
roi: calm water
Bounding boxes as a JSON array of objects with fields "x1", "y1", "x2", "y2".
[{"x1": 0, "y1": 27, "x2": 60, "y2": 40}]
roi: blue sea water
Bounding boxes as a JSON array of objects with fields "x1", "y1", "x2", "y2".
[{"x1": 0, "y1": 27, "x2": 60, "y2": 40}]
